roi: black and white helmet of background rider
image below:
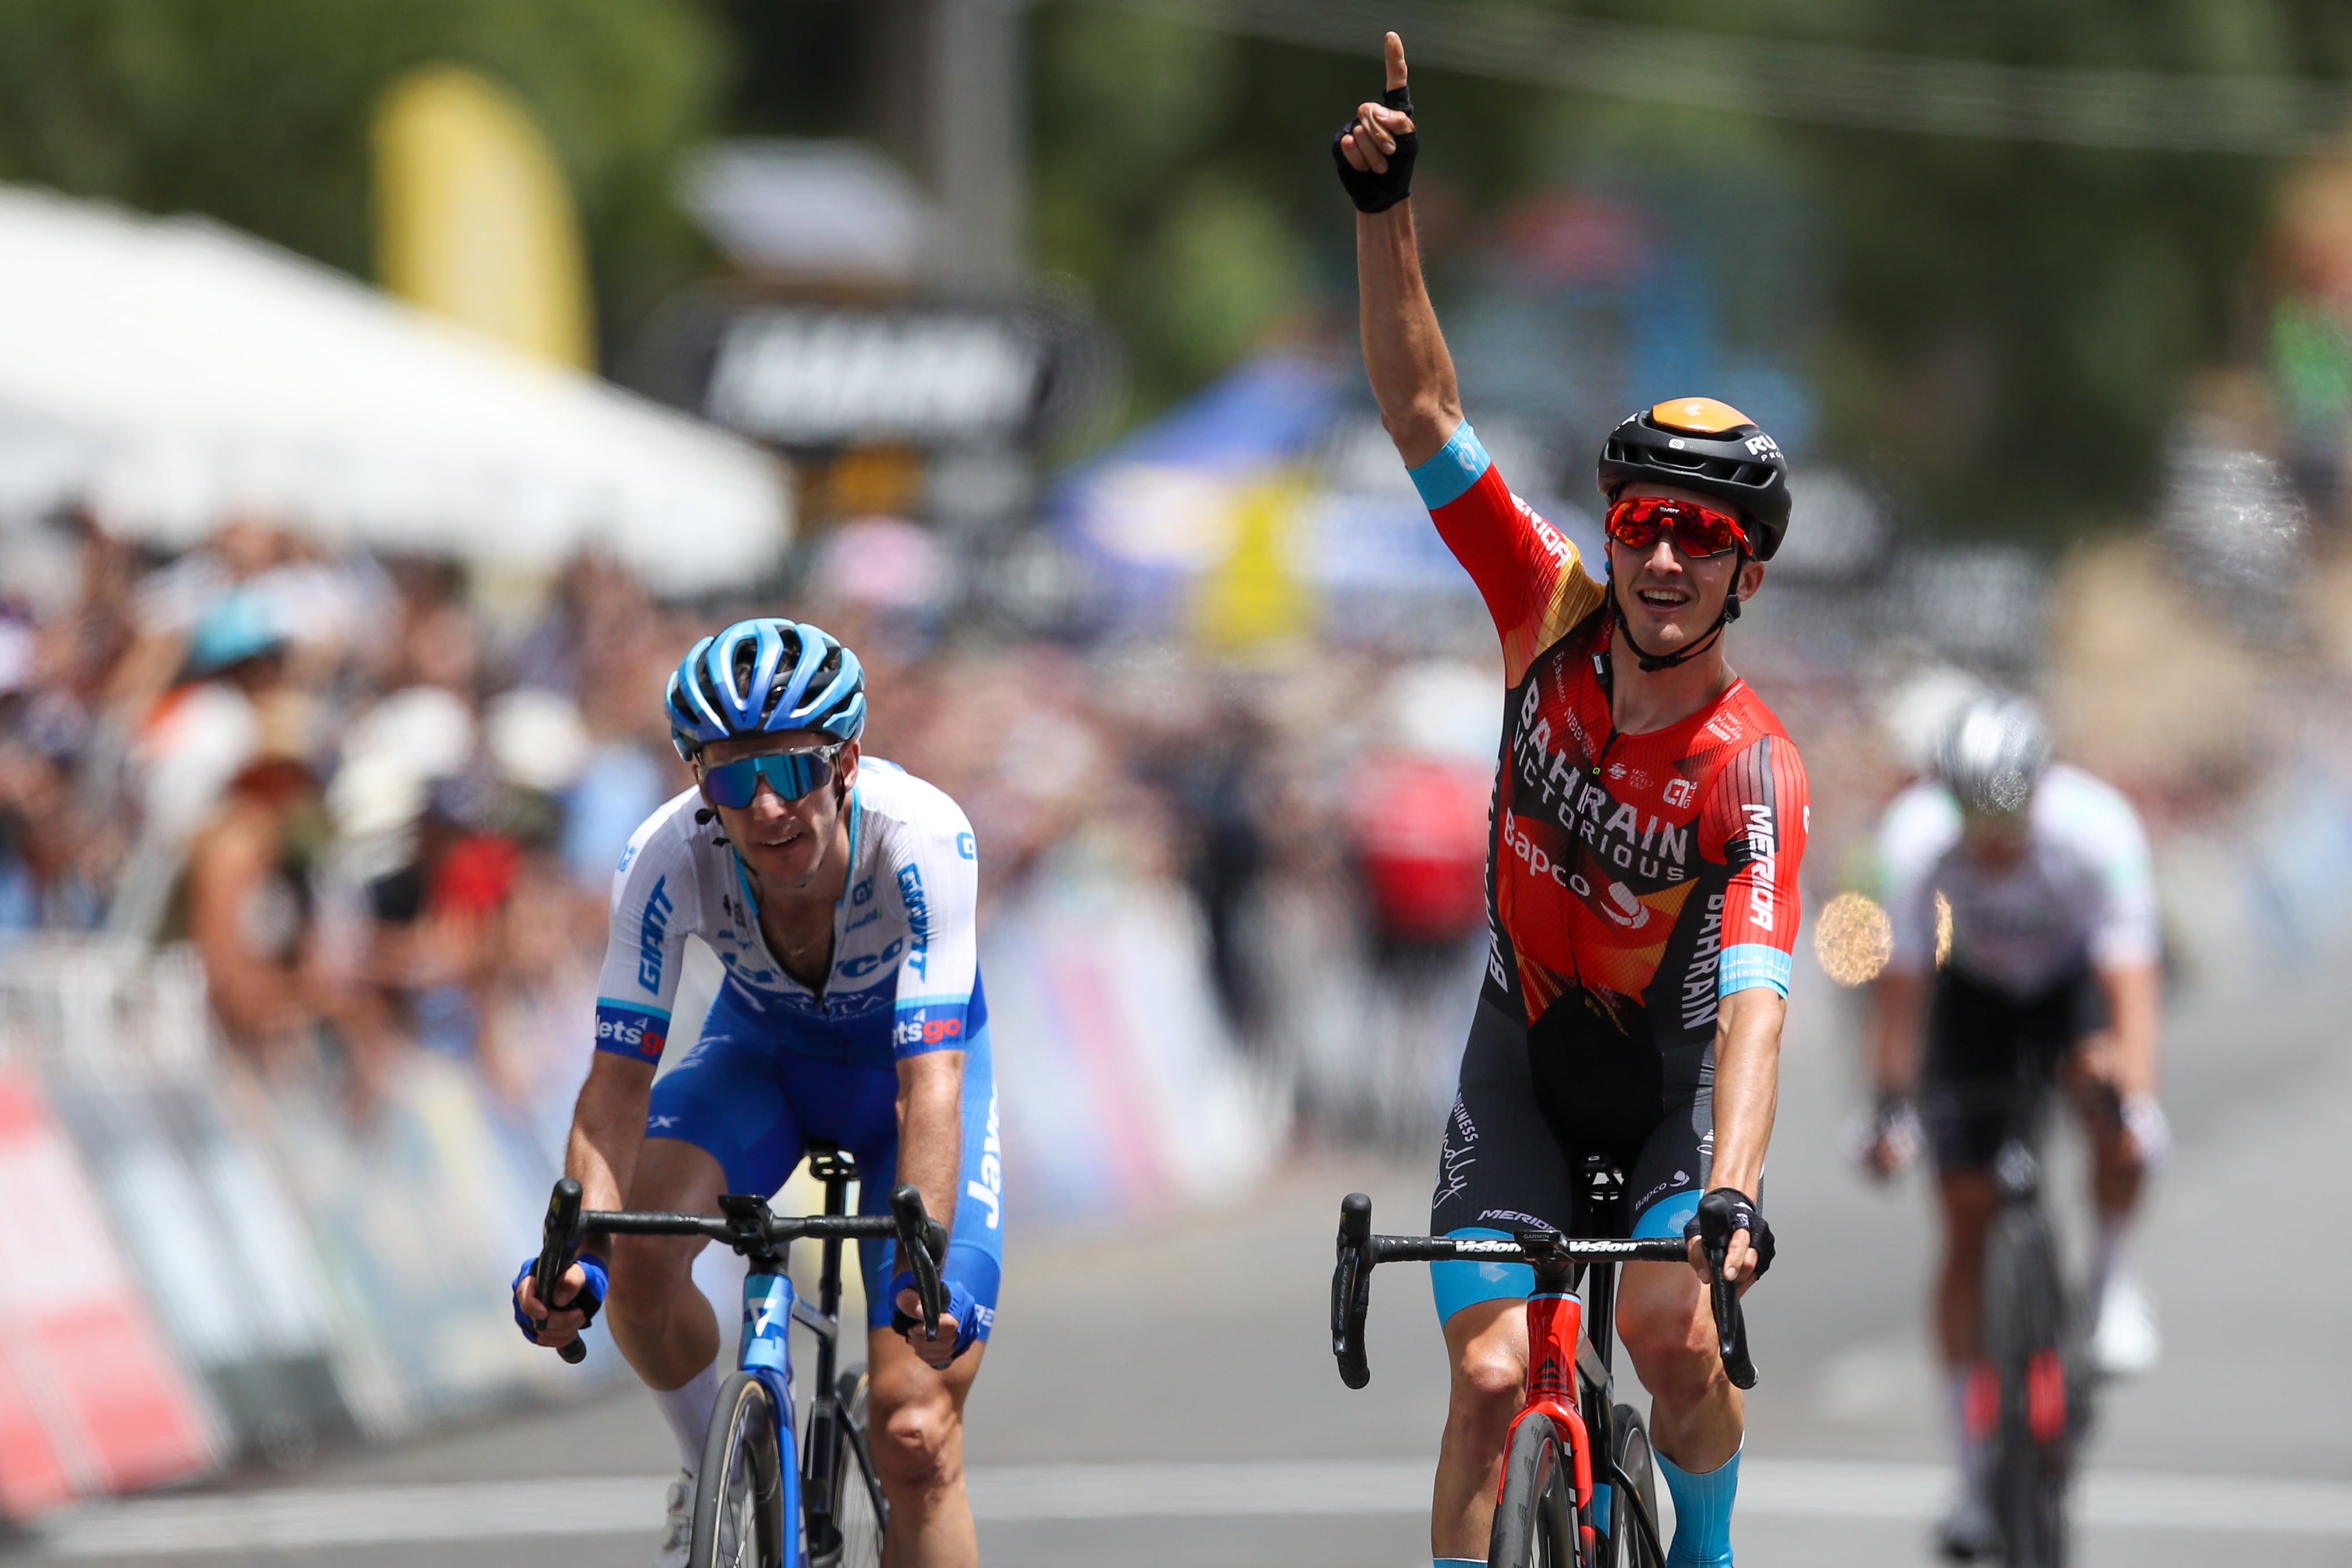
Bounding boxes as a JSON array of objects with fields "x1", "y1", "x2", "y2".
[{"x1": 1935, "y1": 693, "x2": 2052, "y2": 817}]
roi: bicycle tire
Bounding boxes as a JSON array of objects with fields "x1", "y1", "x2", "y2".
[
  {"x1": 811, "y1": 1367, "x2": 886, "y2": 1568},
  {"x1": 691, "y1": 1371, "x2": 787, "y2": 1568},
  {"x1": 1606, "y1": 1403, "x2": 1664, "y2": 1568},
  {"x1": 1489, "y1": 1413, "x2": 1579, "y2": 1568},
  {"x1": 1983, "y1": 1205, "x2": 2069, "y2": 1568}
]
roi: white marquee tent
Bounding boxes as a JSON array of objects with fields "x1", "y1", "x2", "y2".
[{"x1": 0, "y1": 185, "x2": 789, "y2": 593}]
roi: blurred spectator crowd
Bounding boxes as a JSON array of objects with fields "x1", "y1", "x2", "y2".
[{"x1": 0, "y1": 507, "x2": 1532, "y2": 1140}]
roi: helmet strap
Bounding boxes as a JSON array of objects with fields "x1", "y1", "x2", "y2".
[{"x1": 1605, "y1": 553, "x2": 1744, "y2": 674}]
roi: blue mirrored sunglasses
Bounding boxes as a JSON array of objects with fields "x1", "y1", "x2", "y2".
[{"x1": 699, "y1": 746, "x2": 843, "y2": 809}]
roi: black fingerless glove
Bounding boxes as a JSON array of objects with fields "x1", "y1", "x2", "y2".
[
  {"x1": 1687, "y1": 1187, "x2": 1776, "y2": 1279},
  {"x1": 1331, "y1": 86, "x2": 1417, "y2": 213}
]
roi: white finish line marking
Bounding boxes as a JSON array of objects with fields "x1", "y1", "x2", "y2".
[{"x1": 23, "y1": 1460, "x2": 2352, "y2": 1555}]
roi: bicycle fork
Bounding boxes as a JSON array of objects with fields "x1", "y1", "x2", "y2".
[
  {"x1": 740, "y1": 1266, "x2": 803, "y2": 1534},
  {"x1": 1504, "y1": 1275, "x2": 1598, "y2": 1557}
]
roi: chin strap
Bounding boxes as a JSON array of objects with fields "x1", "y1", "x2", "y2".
[{"x1": 1606, "y1": 556, "x2": 1744, "y2": 673}]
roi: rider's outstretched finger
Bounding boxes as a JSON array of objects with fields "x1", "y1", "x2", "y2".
[{"x1": 1384, "y1": 29, "x2": 1408, "y2": 90}]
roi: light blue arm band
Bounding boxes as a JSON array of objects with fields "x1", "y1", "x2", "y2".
[
  {"x1": 1408, "y1": 422, "x2": 1492, "y2": 509},
  {"x1": 1718, "y1": 943, "x2": 1792, "y2": 1000}
]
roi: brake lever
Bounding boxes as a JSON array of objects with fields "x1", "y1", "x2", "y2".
[
  {"x1": 889, "y1": 1184, "x2": 948, "y2": 1339},
  {"x1": 1703, "y1": 1238, "x2": 1757, "y2": 1390},
  {"x1": 1333, "y1": 1193, "x2": 1373, "y2": 1389}
]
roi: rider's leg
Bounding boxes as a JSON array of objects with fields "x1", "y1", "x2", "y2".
[
  {"x1": 1619, "y1": 1259, "x2": 1739, "y2": 1468},
  {"x1": 865, "y1": 1331, "x2": 984, "y2": 1568},
  {"x1": 1425, "y1": 1003, "x2": 1581, "y2": 1566},
  {"x1": 843, "y1": 1027, "x2": 1003, "y2": 1568},
  {"x1": 604, "y1": 1136, "x2": 731, "y2": 1470},
  {"x1": 1616, "y1": 1082, "x2": 1739, "y2": 1565},
  {"x1": 616, "y1": 992, "x2": 808, "y2": 1474},
  {"x1": 1935, "y1": 1169, "x2": 1999, "y2": 1367},
  {"x1": 1935, "y1": 1167, "x2": 2000, "y2": 1506},
  {"x1": 1619, "y1": 1258, "x2": 1742, "y2": 1566},
  {"x1": 2063, "y1": 1047, "x2": 2148, "y2": 1297},
  {"x1": 1432, "y1": 1297, "x2": 1526, "y2": 1559}
]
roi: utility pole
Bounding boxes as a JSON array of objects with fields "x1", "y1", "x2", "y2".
[{"x1": 869, "y1": 0, "x2": 1028, "y2": 289}]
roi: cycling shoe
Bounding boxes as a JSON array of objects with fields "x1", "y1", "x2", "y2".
[{"x1": 1935, "y1": 1494, "x2": 2001, "y2": 1562}]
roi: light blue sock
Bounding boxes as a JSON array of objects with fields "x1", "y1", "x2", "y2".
[
  {"x1": 1436, "y1": 1558, "x2": 1484, "y2": 1567},
  {"x1": 1654, "y1": 1443, "x2": 1740, "y2": 1567}
]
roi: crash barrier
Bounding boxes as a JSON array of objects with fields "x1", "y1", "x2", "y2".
[
  {"x1": 0, "y1": 941, "x2": 604, "y2": 1519},
  {"x1": 0, "y1": 874, "x2": 1286, "y2": 1518}
]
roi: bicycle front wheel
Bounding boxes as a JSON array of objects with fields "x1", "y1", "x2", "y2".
[
  {"x1": 1983, "y1": 1205, "x2": 2070, "y2": 1568},
  {"x1": 812, "y1": 1367, "x2": 886, "y2": 1568},
  {"x1": 691, "y1": 1371, "x2": 786, "y2": 1568},
  {"x1": 1489, "y1": 1413, "x2": 1579, "y2": 1568},
  {"x1": 1606, "y1": 1403, "x2": 1664, "y2": 1568}
]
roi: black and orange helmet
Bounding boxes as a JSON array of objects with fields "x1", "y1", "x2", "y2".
[{"x1": 1597, "y1": 397, "x2": 1792, "y2": 560}]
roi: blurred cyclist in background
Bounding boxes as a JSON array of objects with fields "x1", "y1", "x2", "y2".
[
  {"x1": 511, "y1": 618, "x2": 1001, "y2": 1568},
  {"x1": 1862, "y1": 693, "x2": 2168, "y2": 1560},
  {"x1": 1340, "y1": 32, "x2": 1808, "y2": 1568}
]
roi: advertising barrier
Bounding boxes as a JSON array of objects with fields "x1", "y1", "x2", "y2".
[
  {"x1": 0, "y1": 872, "x2": 1287, "y2": 1514},
  {"x1": 0, "y1": 1064, "x2": 216, "y2": 1517}
]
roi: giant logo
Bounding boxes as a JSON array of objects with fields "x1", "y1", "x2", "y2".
[
  {"x1": 898, "y1": 864, "x2": 931, "y2": 978},
  {"x1": 637, "y1": 876, "x2": 674, "y2": 992}
]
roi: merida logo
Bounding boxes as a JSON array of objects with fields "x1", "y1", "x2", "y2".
[{"x1": 638, "y1": 876, "x2": 674, "y2": 991}]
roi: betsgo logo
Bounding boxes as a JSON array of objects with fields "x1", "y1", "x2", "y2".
[
  {"x1": 596, "y1": 1008, "x2": 667, "y2": 1061},
  {"x1": 894, "y1": 1008, "x2": 964, "y2": 1049}
]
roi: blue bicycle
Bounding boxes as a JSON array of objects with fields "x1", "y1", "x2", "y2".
[{"x1": 533, "y1": 1143, "x2": 946, "y2": 1568}]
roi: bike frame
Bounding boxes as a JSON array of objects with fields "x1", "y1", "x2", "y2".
[{"x1": 534, "y1": 1162, "x2": 944, "y2": 1566}]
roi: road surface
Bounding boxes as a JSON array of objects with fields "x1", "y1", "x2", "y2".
[{"x1": 8, "y1": 948, "x2": 2349, "y2": 1567}]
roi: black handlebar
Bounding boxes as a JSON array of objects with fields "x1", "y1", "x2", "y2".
[
  {"x1": 1329, "y1": 1192, "x2": 1758, "y2": 1387},
  {"x1": 534, "y1": 1178, "x2": 590, "y2": 1365},
  {"x1": 526, "y1": 1180, "x2": 948, "y2": 1364}
]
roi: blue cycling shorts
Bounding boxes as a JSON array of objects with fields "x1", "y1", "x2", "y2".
[{"x1": 646, "y1": 982, "x2": 1004, "y2": 1336}]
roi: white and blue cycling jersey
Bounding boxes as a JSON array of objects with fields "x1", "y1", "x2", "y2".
[
  {"x1": 594, "y1": 759, "x2": 984, "y2": 1073},
  {"x1": 591, "y1": 759, "x2": 1002, "y2": 1336}
]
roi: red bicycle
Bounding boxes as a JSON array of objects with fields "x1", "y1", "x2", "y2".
[{"x1": 1331, "y1": 1160, "x2": 1756, "y2": 1568}]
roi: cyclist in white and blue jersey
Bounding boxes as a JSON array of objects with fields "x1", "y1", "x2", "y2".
[{"x1": 512, "y1": 618, "x2": 1000, "y2": 1568}]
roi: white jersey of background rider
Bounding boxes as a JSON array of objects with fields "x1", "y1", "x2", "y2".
[
  {"x1": 592, "y1": 759, "x2": 982, "y2": 1070},
  {"x1": 1878, "y1": 763, "x2": 2158, "y2": 997}
]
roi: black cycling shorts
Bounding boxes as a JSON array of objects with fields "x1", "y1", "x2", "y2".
[
  {"x1": 1921, "y1": 964, "x2": 2104, "y2": 1172},
  {"x1": 1429, "y1": 999, "x2": 1712, "y2": 1323}
]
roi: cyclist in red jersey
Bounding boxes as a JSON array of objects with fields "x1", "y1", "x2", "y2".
[{"x1": 1338, "y1": 35, "x2": 1808, "y2": 1568}]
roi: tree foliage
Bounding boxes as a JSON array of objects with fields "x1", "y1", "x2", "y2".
[
  {"x1": 1028, "y1": 0, "x2": 2352, "y2": 537},
  {"x1": 0, "y1": 0, "x2": 723, "y2": 362}
]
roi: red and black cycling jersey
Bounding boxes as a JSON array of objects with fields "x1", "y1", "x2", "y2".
[{"x1": 1411, "y1": 421, "x2": 1810, "y2": 1057}]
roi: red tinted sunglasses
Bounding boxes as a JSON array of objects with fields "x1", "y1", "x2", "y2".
[{"x1": 1605, "y1": 495, "x2": 1749, "y2": 559}]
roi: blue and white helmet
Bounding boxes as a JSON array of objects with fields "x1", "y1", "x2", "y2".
[{"x1": 664, "y1": 618, "x2": 867, "y2": 760}]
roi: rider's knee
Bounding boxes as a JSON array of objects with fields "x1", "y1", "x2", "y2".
[
  {"x1": 1447, "y1": 1324, "x2": 1525, "y2": 1421},
  {"x1": 871, "y1": 1382, "x2": 962, "y2": 1498},
  {"x1": 1617, "y1": 1286, "x2": 1712, "y2": 1402},
  {"x1": 603, "y1": 1235, "x2": 692, "y2": 1332}
]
